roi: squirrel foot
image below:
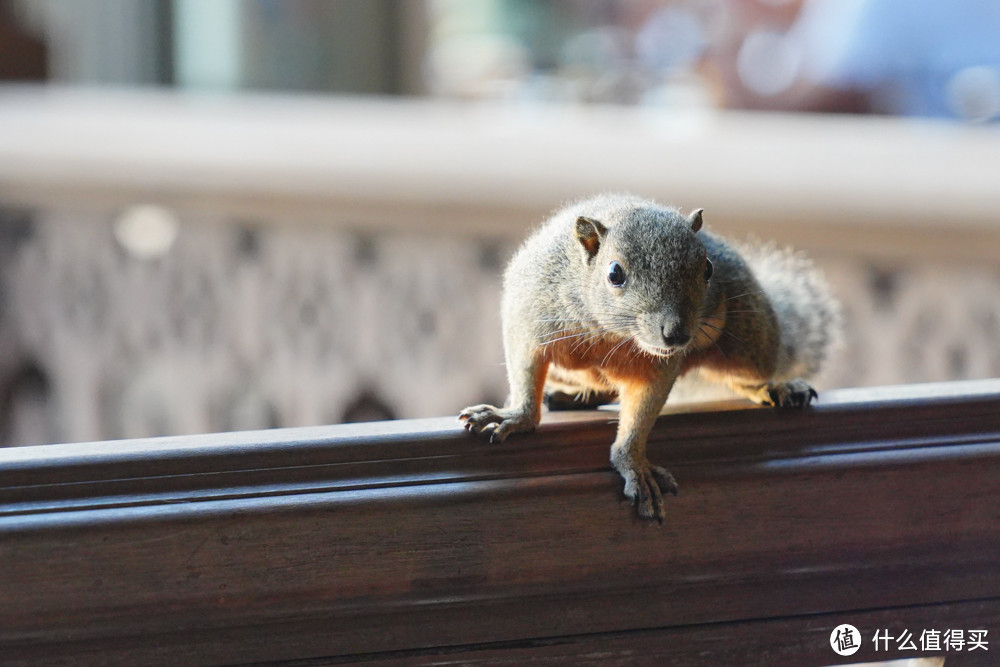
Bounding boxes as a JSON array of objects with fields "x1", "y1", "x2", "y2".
[
  {"x1": 739, "y1": 379, "x2": 818, "y2": 408},
  {"x1": 459, "y1": 404, "x2": 536, "y2": 443},
  {"x1": 766, "y1": 379, "x2": 818, "y2": 408},
  {"x1": 611, "y1": 455, "x2": 678, "y2": 523}
]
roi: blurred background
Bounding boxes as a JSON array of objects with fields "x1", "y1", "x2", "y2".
[{"x1": 1, "y1": 0, "x2": 999, "y2": 446}]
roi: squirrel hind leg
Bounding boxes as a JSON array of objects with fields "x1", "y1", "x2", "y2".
[
  {"x1": 545, "y1": 389, "x2": 618, "y2": 411},
  {"x1": 736, "y1": 378, "x2": 818, "y2": 408},
  {"x1": 544, "y1": 368, "x2": 618, "y2": 411}
]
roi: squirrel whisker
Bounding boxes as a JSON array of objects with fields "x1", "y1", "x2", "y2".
[
  {"x1": 601, "y1": 334, "x2": 637, "y2": 366},
  {"x1": 723, "y1": 289, "x2": 766, "y2": 302},
  {"x1": 540, "y1": 330, "x2": 598, "y2": 346},
  {"x1": 698, "y1": 320, "x2": 748, "y2": 346},
  {"x1": 698, "y1": 324, "x2": 730, "y2": 360}
]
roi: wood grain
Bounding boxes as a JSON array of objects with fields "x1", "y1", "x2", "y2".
[{"x1": 1, "y1": 379, "x2": 999, "y2": 665}]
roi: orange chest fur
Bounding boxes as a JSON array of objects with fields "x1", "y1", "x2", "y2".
[
  {"x1": 538, "y1": 309, "x2": 725, "y2": 388},
  {"x1": 542, "y1": 335, "x2": 666, "y2": 385}
]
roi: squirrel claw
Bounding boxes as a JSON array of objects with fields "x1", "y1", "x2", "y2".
[
  {"x1": 766, "y1": 379, "x2": 818, "y2": 408},
  {"x1": 614, "y1": 458, "x2": 677, "y2": 523},
  {"x1": 651, "y1": 465, "x2": 679, "y2": 496},
  {"x1": 458, "y1": 404, "x2": 536, "y2": 443}
]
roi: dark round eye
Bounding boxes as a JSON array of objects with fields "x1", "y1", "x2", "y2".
[
  {"x1": 607, "y1": 260, "x2": 627, "y2": 287},
  {"x1": 704, "y1": 258, "x2": 714, "y2": 282}
]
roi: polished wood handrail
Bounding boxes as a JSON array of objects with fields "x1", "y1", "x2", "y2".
[{"x1": 2, "y1": 379, "x2": 999, "y2": 666}]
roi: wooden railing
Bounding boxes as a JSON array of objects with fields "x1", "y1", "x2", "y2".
[{"x1": 2, "y1": 379, "x2": 998, "y2": 665}]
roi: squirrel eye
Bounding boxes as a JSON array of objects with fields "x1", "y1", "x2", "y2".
[
  {"x1": 607, "y1": 260, "x2": 627, "y2": 287},
  {"x1": 704, "y1": 258, "x2": 714, "y2": 282}
]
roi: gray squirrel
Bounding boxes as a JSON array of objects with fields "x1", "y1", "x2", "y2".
[{"x1": 460, "y1": 194, "x2": 841, "y2": 522}]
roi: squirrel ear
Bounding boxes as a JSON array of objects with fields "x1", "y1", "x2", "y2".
[
  {"x1": 686, "y1": 208, "x2": 704, "y2": 233},
  {"x1": 575, "y1": 216, "x2": 607, "y2": 260}
]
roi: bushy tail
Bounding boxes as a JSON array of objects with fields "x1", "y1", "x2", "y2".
[{"x1": 739, "y1": 241, "x2": 842, "y2": 381}]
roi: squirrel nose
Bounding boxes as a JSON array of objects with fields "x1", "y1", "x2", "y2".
[{"x1": 662, "y1": 326, "x2": 691, "y2": 348}]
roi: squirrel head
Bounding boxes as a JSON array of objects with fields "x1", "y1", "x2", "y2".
[{"x1": 573, "y1": 203, "x2": 712, "y2": 358}]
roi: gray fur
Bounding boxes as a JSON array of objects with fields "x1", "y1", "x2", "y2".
[
  {"x1": 460, "y1": 194, "x2": 841, "y2": 522},
  {"x1": 502, "y1": 194, "x2": 709, "y2": 359},
  {"x1": 735, "y1": 240, "x2": 843, "y2": 380}
]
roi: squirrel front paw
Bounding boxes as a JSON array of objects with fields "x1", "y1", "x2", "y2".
[
  {"x1": 611, "y1": 453, "x2": 678, "y2": 523},
  {"x1": 459, "y1": 404, "x2": 537, "y2": 443}
]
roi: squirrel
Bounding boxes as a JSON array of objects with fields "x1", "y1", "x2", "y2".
[{"x1": 460, "y1": 194, "x2": 841, "y2": 522}]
